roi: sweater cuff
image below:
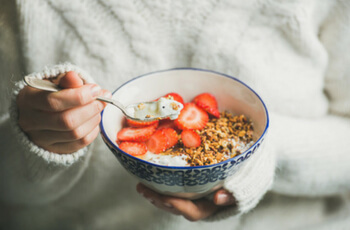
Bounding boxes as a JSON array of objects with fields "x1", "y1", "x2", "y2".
[
  {"x1": 205, "y1": 137, "x2": 276, "y2": 221},
  {"x1": 10, "y1": 63, "x2": 94, "y2": 167}
]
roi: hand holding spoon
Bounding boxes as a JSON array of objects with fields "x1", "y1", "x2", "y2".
[{"x1": 23, "y1": 76, "x2": 183, "y2": 122}]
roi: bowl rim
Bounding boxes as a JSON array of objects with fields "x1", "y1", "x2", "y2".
[{"x1": 100, "y1": 67, "x2": 269, "y2": 169}]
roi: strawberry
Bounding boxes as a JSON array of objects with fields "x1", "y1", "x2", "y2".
[
  {"x1": 174, "y1": 103, "x2": 209, "y2": 130},
  {"x1": 117, "y1": 124, "x2": 157, "y2": 142},
  {"x1": 161, "y1": 128, "x2": 178, "y2": 148},
  {"x1": 119, "y1": 142, "x2": 147, "y2": 156},
  {"x1": 192, "y1": 93, "x2": 220, "y2": 118},
  {"x1": 181, "y1": 130, "x2": 201, "y2": 148},
  {"x1": 126, "y1": 118, "x2": 159, "y2": 128},
  {"x1": 145, "y1": 129, "x2": 168, "y2": 154},
  {"x1": 161, "y1": 92, "x2": 185, "y2": 105},
  {"x1": 158, "y1": 119, "x2": 177, "y2": 130}
]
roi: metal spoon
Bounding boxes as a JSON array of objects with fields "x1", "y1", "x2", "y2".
[{"x1": 23, "y1": 76, "x2": 183, "y2": 122}]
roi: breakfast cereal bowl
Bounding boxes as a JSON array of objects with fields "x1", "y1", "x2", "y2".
[{"x1": 100, "y1": 68, "x2": 269, "y2": 199}]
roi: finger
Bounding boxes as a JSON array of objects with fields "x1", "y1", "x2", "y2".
[
  {"x1": 58, "y1": 71, "x2": 84, "y2": 88},
  {"x1": 213, "y1": 189, "x2": 236, "y2": 206},
  {"x1": 167, "y1": 197, "x2": 219, "y2": 221},
  {"x1": 27, "y1": 113, "x2": 101, "y2": 145},
  {"x1": 44, "y1": 125, "x2": 100, "y2": 154},
  {"x1": 19, "y1": 84, "x2": 101, "y2": 112},
  {"x1": 19, "y1": 100, "x2": 104, "y2": 131},
  {"x1": 136, "y1": 184, "x2": 218, "y2": 221}
]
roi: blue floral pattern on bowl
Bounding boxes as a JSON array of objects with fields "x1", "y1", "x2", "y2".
[{"x1": 102, "y1": 133, "x2": 265, "y2": 197}]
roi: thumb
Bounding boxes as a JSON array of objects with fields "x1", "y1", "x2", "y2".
[
  {"x1": 213, "y1": 189, "x2": 236, "y2": 206},
  {"x1": 58, "y1": 71, "x2": 84, "y2": 89}
]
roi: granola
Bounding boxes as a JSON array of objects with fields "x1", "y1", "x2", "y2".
[{"x1": 162, "y1": 111, "x2": 254, "y2": 166}]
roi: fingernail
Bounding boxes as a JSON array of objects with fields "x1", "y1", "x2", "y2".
[
  {"x1": 147, "y1": 198, "x2": 154, "y2": 204},
  {"x1": 103, "y1": 90, "x2": 112, "y2": 98},
  {"x1": 216, "y1": 192, "x2": 234, "y2": 205},
  {"x1": 91, "y1": 85, "x2": 101, "y2": 97},
  {"x1": 163, "y1": 202, "x2": 173, "y2": 208}
]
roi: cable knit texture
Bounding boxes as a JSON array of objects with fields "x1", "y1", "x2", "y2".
[{"x1": 1, "y1": 0, "x2": 350, "y2": 229}]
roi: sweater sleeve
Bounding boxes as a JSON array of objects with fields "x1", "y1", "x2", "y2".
[
  {"x1": 271, "y1": 2, "x2": 350, "y2": 196},
  {"x1": 0, "y1": 63, "x2": 96, "y2": 205}
]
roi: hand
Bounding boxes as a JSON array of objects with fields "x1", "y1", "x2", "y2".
[
  {"x1": 16, "y1": 71, "x2": 111, "y2": 154},
  {"x1": 136, "y1": 183, "x2": 236, "y2": 221}
]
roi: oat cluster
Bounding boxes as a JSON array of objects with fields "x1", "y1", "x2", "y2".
[{"x1": 163, "y1": 112, "x2": 254, "y2": 166}]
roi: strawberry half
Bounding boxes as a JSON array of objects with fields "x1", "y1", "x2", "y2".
[
  {"x1": 181, "y1": 130, "x2": 201, "y2": 148},
  {"x1": 174, "y1": 103, "x2": 209, "y2": 130},
  {"x1": 161, "y1": 128, "x2": 178, "y2": 148},
  {"x1": 158, "y1": 119, "x2": 177, "y2": 130},
  {"x1": 126, "y1": 118, "x2": 159, "y2": 128},
  {"x1": 145, "y1": 129, "x2": 168, "y2": 154},
  {"x1": 156, "y1": 92, "x2": 185, "y2": 105},
  {"x1": 163, "y1": 92, "x2": 185, "y2": 105},
  {"x1": 119, "y1": 142, "x2": 147, "y2": 156},
  {"x1": 193, "y1": 93, "x2": 220, "y2": 118},
  {"x1": 117, "y1": 124, "x2": 157, "y2": 142}
]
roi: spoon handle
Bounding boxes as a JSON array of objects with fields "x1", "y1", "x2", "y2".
[
  {"x1": 96, "y1": 96, "x2": 126, "y2": 112},
  {"x1": 23, "y1": 76, "x2": 125, "y2": 111}
]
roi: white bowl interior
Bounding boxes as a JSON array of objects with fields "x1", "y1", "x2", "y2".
[{"x1": 102, "y1": 69, "x2": 268, "y2": 154}]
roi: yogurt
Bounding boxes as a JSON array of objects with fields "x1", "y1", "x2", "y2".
[
  {"x1": 129, "y1": 97, "x2": 183, "y2": 120},
  {"x1": 142, "y1": 152, "x2": 188, "y2": 166}
]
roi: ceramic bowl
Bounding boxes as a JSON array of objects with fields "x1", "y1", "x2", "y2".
[{"x1": 100, "y1": 68, "x2": 269, "y2": 199}]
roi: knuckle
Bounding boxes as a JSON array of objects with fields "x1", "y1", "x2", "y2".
[
  {"x1": 59, "y1": 112, "x2": 76, "y2": 130},
  {"x1": 79, "y1": 128, "x2": 98, "y2": 146},
  {"x1": 79, "y1": 135, "x2": 93, "y2": 147},
  {"x1": 46, "y1": 94, "x2": 61, "y2": 111},
  {"x1": 75, "y1": 90, "x2": 89, "y2": 105},
  {"x1": 69, "y1": 127, "x2": 84, "y2": 140}
]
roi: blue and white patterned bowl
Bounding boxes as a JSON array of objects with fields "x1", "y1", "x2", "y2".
[{"x1": 100, "y1": 68, "x2": 269, "y2": 199}]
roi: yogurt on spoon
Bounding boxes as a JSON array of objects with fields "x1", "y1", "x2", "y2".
[{"x1": 125, "y1": 96, "x2": 184, "y2": 121}]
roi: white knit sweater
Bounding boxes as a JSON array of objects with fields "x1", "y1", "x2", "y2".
[{"x1": 1, "y1": 0, "x2": 350, "y2": 229}]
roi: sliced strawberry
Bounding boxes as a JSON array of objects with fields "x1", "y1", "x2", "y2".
[
  {"x1": 163, "y1": 92, "x2": 185, "y2": 105},
  {"x1": 193, "y1": 93, "x2": 220, "y2": 118},
  {"x1": 145, "y1": 129, "x2": 168, "y2": 154},
  {"x1": 181, "y1": 130, "x2": 201, "y2": 148},
  {"x1": 117, "y1": 124, "x2": 157, "y2": 142},
  {"x1": 119, "y1": 142, "x2": 147, "y2": 156},
  {"x1": 174, "y1": 103, "x2": 209, "y2": 130},
  {"x1": 126, "y1": 118, "x2": 159, "y2": 128},
  {"x1": 161, "y1": 128, "x2": 178, "y2": 148},
  {"x1": 158, "y1": 119, "x2": 177, "y2": 130}
]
